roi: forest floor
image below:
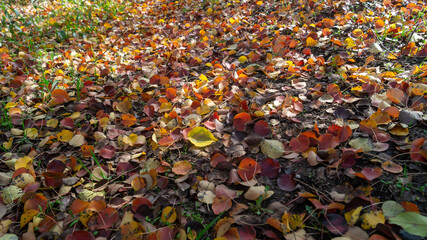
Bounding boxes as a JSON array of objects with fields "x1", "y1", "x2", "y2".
[{"x1": 0, "y1": 0, "x2": 426, "y2": 239}]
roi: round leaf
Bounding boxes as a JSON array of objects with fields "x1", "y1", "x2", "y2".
[
  {"x1": 277, "y1": 174, "x2": 296, "y2": 192},
  {"x1": 237, "y1": 158, "x2": 260, "y2": 181},
  {"x1": 172, "y1": 161, "x2": 192, "y2": 175},
  {"x1": 261, "y1": 139, "x2": 285, "y2": 158},
  {"x1": 233, "y1": 112, "x2": 251, "y2": 131},
  {"x1": 161, "y1": 206, "x2": 177, "y2": 224}
]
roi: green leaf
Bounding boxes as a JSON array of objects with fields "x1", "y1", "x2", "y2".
[
  {"x1": 187, "y1": 127, "x2": 218, "y2": 147},
  {"x1": 389, "y1": 212, "x2": 427, "y2": 237},
  {"x1": 382, "y1": 200, "x2": 404, "y2": 218}
]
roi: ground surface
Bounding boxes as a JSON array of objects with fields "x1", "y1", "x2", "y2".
[{"x1": 0, "y1": 0, "x2": 426, "y2": 239}]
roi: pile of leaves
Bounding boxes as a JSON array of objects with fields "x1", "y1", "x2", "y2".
[{"x1": 0, "y1": 0, "x2": 426, "y2": 239}]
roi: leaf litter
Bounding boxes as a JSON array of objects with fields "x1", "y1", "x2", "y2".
[{"x1": 0, "y1": 0, "x2": 426, "y2": 239}]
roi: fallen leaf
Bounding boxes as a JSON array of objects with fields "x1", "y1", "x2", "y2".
[
  {"x1": 344, "y1": 206, "x2": 362, "y2": 226},
  {"x1": 212, "y1": 196, "x2": 232, "y2": 215},
  {"x1": 389, "y1": 212, "x2": 427, "y2": 237},
  {"x1": 69, "y1": 134, "x2": 85, "y2": 147},
  {"x1": 261, "y1": 139, "x2": 285, "y2": 158},
  {"x1": 161, "y1": 206, "x2": 177, "y2": 224},
  {"x1": 172, "y1": 161, "x2": 192, "y2": 175},
  {"x1": 187, "y1": 126, "x2": 218, "y2": 147},
  {"x1": 360, "y1": 211, "x2": 385, "y2": 230},
  {"x1": 277, "y1": 174, "x2": 296, "y2": 192},
  {"x1": 233, "y1": 112, "x2": 251, "y2": 131},
  {"x1": 382, "y1": 201, "x2": 404, "y2": 218},
  {"x1": 237, "y1": 158, "x2": 260, "y2": 181}
]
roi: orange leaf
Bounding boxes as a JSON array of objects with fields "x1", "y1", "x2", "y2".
[
  {"x1": 81, "y1": 145, "x2": 94, "y2": 157},
  {"x1": 375, "y1": 20, "x2": 385, "y2": 29},
  {"x1": 386, "y1": 88, "x2": 404, "y2": 104},
  {"x1": 370, "y1": 110, "x2": 391, "y2": 125},
  {"x1": 400, "y1": 201, "x2": 419, "y2": 213},
  {"x1": 132, "y1": 177, "x2": 146, "y2": 191},
  {"x1": 323, "y1": 18, "x2": 335, "y2": 28},
  {"x1": 165, "y1": 87, "x2": 177, "y2": 100},
  {"x1": 158, "y1": 136, "x2": 174, "y2": 146},
  {"x1": 267, "y1": 217, "x2": 286, "y2": 233},
  {"x1": 51, "y1": 89, "x2": 70, "y2": 103},
  {"x1": 212, "y1": 195, "x2": 232, "y2": 215},
  {"x1": 121, "y1": 114, "x2": 136, "y2": 127},
  {"x1": 172, "y1": 160, "x2": 192, "y2": 175},
  {"x1": 237, "y1": 158, "x2": 260, "y2": 181},
  {"x1": 70, "y1": 199, "x2": 90, "y2": 214}
]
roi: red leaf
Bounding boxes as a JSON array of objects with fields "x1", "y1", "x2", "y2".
[
  {"x1": 132, "y1": 197, "x2": 153, "y2": 213},
  {"x1": 233, "y1": 112, "x2": 251, "y2": 131},
  {"x1": 237, "y1": 225, "x2": 256, "y2": 240},
  {"x1": 237, "y1": 158, "x2": 260, "y2": 181},
  {"x1": 61, "y1": 117, "x2": 74, "y2": 129},
  {"x1": 99, "y1": 145, "x2": 116, "y2": 159},
  {"x1": 360, "y1": 167, "x2": 383, "y2": 181},
  {"x1": 65, "y1": 230, "x2": 95, "y2": 240},
  {"x1": 254, "y1": 120, "x2": 270, "y2": 136},
  {"x1": 97, "y1": 207, "x2": 119, "y2": 229},
  {"x1": 260, "y1": 158, "x2": 280, "y2": 178},
  {"x1": 24, "y1": 193, "x2": 48, "y2": 212},
  {"x1": 47, "y1": 160, "x2": 66, "y2": 173},
  {"x1": 322, "y1": 214, "x2": 348, "y2": 235},
  {"x1": 277, "y1": 174, "x2": 296, "y2": 192},
  {"x1": 210, "y1": 152, "x2": 227, "y2": 167},
  {"x1": 289, "y1": 135, "x2": 310, "y2": 153},
  {"x1": 318, "y1": 133, "x2": 339, "y2": 150},
  {"x1": 144, "y1": 105, "x2": 155, "y2": 118},
  {"x1": 156, "y1": 227, "x2": 175, "y2": 240}
]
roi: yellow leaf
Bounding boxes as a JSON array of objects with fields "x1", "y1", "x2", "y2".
[
  {"x1": 12, "y1": 173, "x2": 35, "y2": 188},
  {"x1": 361, "y1": 211, "x2": 385, "y2": 230},
  {"x1": 207, "y1": 8, "x2": 213, "y2": 15},
  {"x1": 238, "y1": 56, "x2": 248, "y2": 63},
  {"x1": 161, "y1": 206, "x2": 177, "y2": 224},
  {"x1": 15, "y1": 156, "x2": 33, "y2": 169},
  {"x1": 46, "y1": 119, "x2": 58, "y2": 128},
  {"x1": 24, "y1": 128, "x2": 38, "y2": 139},
  {"x1": 199, "y1": 74, "x2": 208, "y2": 81},
  {"x1": 20, "y1": 209, "x2": 38, "y2": 228},
  {"x1": 345, "y1": 38, "x2": 356, "y2": 49},
  {"x1": 121, "y1": 221, "x2": 145, "y2": 240},
  {"x1": 345, "y1": 206, "x2": 362, "y2": 226},
  {"x1": 104, "y1": 22, "x2": 112, "y2": 29},
  {"x1": 289, "y1": 213, "x2": 306, "y2": 230},
  {"x1": 3, "y1": 137, "x2": 12, "y2": 150},
  {"x1": 306, "y1": 37, "x2": 317, "y2": 47},
  {"x1": 387, "y1": 53, "x2": 397, "y2": 60},
  {"x1": 123, "y1": 134, "x2": 138, "y2": 146},
  {"x1": 57, "y1": 129, "x2": 73, "y2": 142},
  {"x1": 187, "y1": 127, "x2": 218, "y2": 147},
  {"x1": 5, "y1": 102, "x2": 16, "y2": 109},
  {"x1": 80, "y1": 211, "x2": 95, "y2": 228}
]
